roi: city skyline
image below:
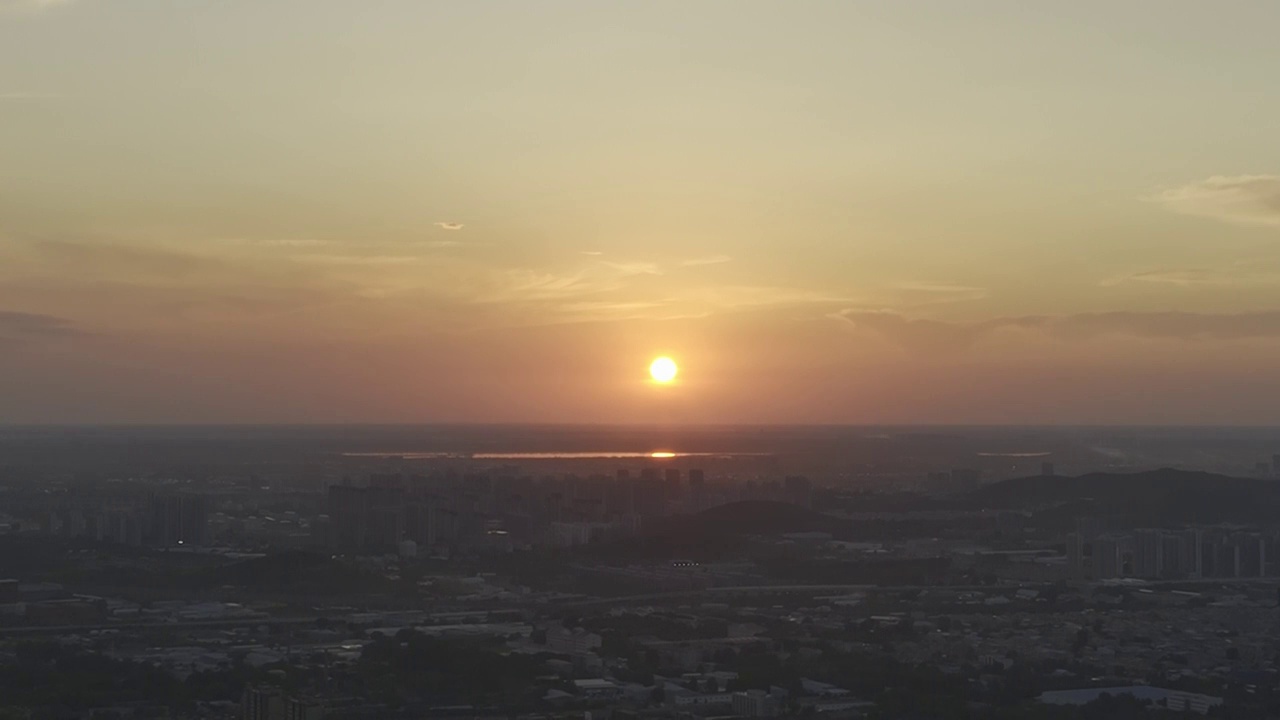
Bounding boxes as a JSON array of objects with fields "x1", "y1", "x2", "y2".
[{"x1": 5, "y1": 1, "x2": 1280, "y2": 423}]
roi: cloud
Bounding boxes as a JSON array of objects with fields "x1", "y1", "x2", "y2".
[
  {"x1": 1100, "y1": 267, "x2": 1280, "y2": 288},
  {"x1": 838, "y1": 309, "x2": 1280, "y2": 353},
  {"x1": 471, "y1": 254, "x2": 850, "y2": 326},
  {"x1": 1150, "y1": 175, "x2": 1280, "y2": 227},
  {"x1": 600, "y1": 260, "x2": 661, "y2": 276},
  {"x1": 250, "y1": 238, "x2": 333, "y2": 248},
  {"x1": 293, "y1": 254, "x2": 423, "y2": 266},
  {"x1": 692, "y1": 285, "x2": 854, "y2": 310},
  {"x1": 435, "y1": 222, "x2": 464, "y2": 231},
  {"x1": 25, "y1": 239, "x2": 229, "y2": 280},
  {"x1": 0, "y1": 92, "x2": 60, "y2": 100},
  {"x1": 580, "y1": 251, "x2": 604, "y2": 256},
  {"x1": 556, "y1": 301, "x2": 670, "y2": 320},
  {"x1": 0, "y1": 0, "x2": 78, "y2": 14},
  {"x1": 485, "y1": 267, "x2": 630, "y2": 303},
  {"x1": 680, "y1": 254, "x2": 732, "y2": 267},
  {"x1": 893, "y1": 282, "x2": 988, "y2": 305},
  {"x1": 219, "y1": 237, "x2": 335, "y2": 249},
  {"x1": 0, "y1": 310, "x2": 82, "y2": 342}
]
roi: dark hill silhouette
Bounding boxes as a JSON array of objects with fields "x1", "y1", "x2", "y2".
[
  {"x1": 959, "y1": 468, "x2": 1280, "y2": 524},
  {"x1": 581, "y1": 501, "x2": 846, "y2": 562},
  {"x1": 193, "y1": 551, "x2": 393, "y2": 594},
  {"x1": 671, "y1": 500, "x2": 846, "y2": 536}
]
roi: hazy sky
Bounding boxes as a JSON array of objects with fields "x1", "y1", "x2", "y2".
[{"x1": 4, "y1": 0, "x2": 1280, "y2": 424}]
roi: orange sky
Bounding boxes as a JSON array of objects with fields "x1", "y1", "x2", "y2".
[{"x1": 4, "y1": 1, "x2": 1280, "y2": 424}]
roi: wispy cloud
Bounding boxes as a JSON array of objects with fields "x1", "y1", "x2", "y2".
[
  {"x1": 0, "y1": 310, "x2": 82, "y2": 343},
  {"x1": 0, "y1": 0, "x2": 78, "y2": 14},
  {"x1": 557, "y1": 300, "x2": 669, "y2": 317},
  {"x1": 230, "y1": 236, "x2": 465, "y2": 251},
  {"x1": 228, "y1": 238, "x2": 334, "y2": 248},
  {"x1": 0, "y1": 92, "x2": 60, "y2": 100},
  {"x1": 1150, "y1": 175, "x2": 1280, "y2": 227},
  {"x1": 486, "y1": 269, "x2": 617, "y2": 302},
  {"x1": 1101, "y1": 267, "x2": 1280, "y2": 288},
  {"x1": 27, "y1": 239, "x2": 228, "y2": 279},
  {"x1": 580, "y1": 251, "x2": 604, "y2": 256},
  {"x1": 690, "y1": 285, "x2": 854, "y2": 310},
  {"x1": 435, "y1": 222, "x2": 464, "y2": 231},
  {"x1": 600, "y1": 260, "x2": 661, "y2": 276},
  {"x1": 293, "y1": 254, "x2": 423, "y2": 266},
  {"x1": 838, "y1": 309, "x2": 1280, "y2": 354},
  {"x1": 680, "y1": 254, "x2": 732, "y2": 267},
  {"x1": 893, "y1": 282, "x2": 988, "y2": 305}
]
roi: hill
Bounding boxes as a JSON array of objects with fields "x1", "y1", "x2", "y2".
[
  {"x1": 580, "y1": 501, "x2": 847, "y2": 562},
  {"x1": 199, "y1": 551, "x2": 391, "y2": 594},
  {"x1": 960, "y1": 468, "x2": 1280, "y2": 524},
  {"x1": 676, "y1": 500, "x2": 848, "y2": 536}
]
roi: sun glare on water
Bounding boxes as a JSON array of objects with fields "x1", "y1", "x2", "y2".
[{"x1": 649, "y1": 356, "x2": 678, "y2": 383}]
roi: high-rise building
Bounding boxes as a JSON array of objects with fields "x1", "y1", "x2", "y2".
[
  {"x1": 732, "y1": 690, "x2": 777, "y2": 718},
  {"x1": 326, "y1": 484, "x2": 408, "y2": 554},
  {"x1": 1232, "y1": 532, "x2": 1267, "y2": 577},
  {"x1": 1092, "y1": 535, "x2": 1132, "y2": 579},
  {"x1": 147, "y1": 493, "x2": 209, "y2": 547},
  {"x1": 242, "y1": 685, "x2": 285, "y2": 720},
  {"x1": 1134, "y1": 529, "x2": 1164, "y2": 578},
  {"x1": 688, "y1": 470, "x2": 707, "y2": 512},
  {"x1": 604, "y1": 475, "x2": 635, "y2": 519},
  {"x1": 285, "y1": 698, "x2": 325, "y2": 720},
  {"x1": 664, "y1": 468, "x2": 682, "y2": 501},
  {"x1": 784, "y1": 476, "x2": 813, "y2": 509},
  {"x1": 951, "y1": 468, "x2": 981, "y2": 490},
  {"x1": 637, "y1": 468, "x2": 666, "y2": 517}
]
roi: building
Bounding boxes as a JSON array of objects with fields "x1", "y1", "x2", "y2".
[
  {"x1": 664, "y1": 468, "x2": 682, "y2": 500},
  {"x1": 147, "y1": 493, "x2": 209, "y2": 547},
  {"x1": 951, "y1": 468, "x2": 981, "y2": 490},
  {"x1": 25, "y1": 598, "x2": 105, "y2": 625},
  {"x1": 242, "y1": 685, "x2": 285, "y2": 720},
  {"x1": 688, "y1": 470, "x2": 707, "y2": 512},
  {"x1": 1133, "y1": 529, "x2": 1164, "y2": 578},
  {"x1": 637, "y1": 468, "x2": 667, "y2": 518},
  {"x1": 549, "y1": 522, "x2": 594, "y2": 548},
  {"x1": 573, "y1": 678, "x2": 621, "y2": 699},
  {"x1": 606, "y1": 472, "x2": 635, "y2": 518},
  {"x1": 285, "y1": 698, "x2": 325, "y2": 720},
  {"x1": 244, "y1": 686, "x2": 324, "y2": 720},
  {"x1": 1092, "y1": 535, "x2": 1127, "y2": 579},
  {"x1": 784, "y1": 476, "x2": 813, "y2": 509},
  {"x1": 1072, "y1": 523, "x2": 1211, "y2": 581},
  {"x1": 1232, "y1": 531, "x2": 1267, "y2": 577},
  {"x1": 545, "y1": 624, "x2": 603, "y2": 655},
  {"x1": 0, "y1": 579, "x2": 18, "y2": 603},
  {"x1": 1038, "y1": 686, "x2": 1222, "y2": 715},
  {"x1": 326, "y1": 484, "x2": 417, "y2": 554},
  {"x1": 733, "y1": 689, "x2": 778, "y2": 717}
]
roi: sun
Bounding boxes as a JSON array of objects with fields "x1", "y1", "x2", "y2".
[{"x1": 649, "y1": 356, "x2": 678, "y2": 384}]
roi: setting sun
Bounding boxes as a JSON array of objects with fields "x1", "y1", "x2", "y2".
[{"x1": 649, "y1": 357, "x2": 678, "y2": 384}]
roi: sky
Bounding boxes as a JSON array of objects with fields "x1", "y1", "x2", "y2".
[{"x1": 4, "y1": 0, "x2": 1280, "y2": 424}]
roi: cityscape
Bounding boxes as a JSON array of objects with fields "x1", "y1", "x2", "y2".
[
  {"x1": 6, "y1": 1, "x2": 1280, "y2": 719},
  {"x1": 2, "y1": 426, "x2": 1280, "y2": 718}
]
